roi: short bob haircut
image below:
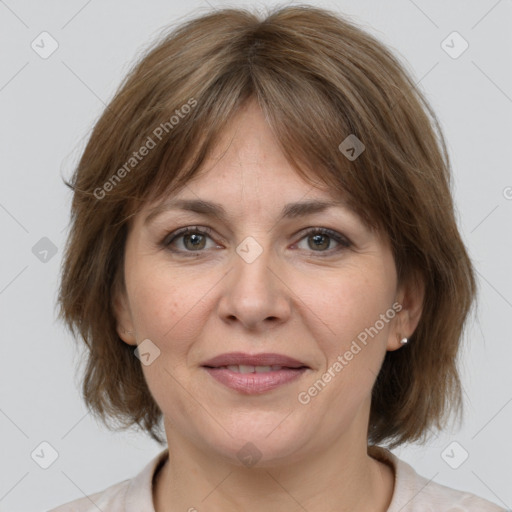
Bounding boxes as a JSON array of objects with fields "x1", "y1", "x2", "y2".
[{"x1": 59, "y1": 4, "x2": 477, "y2": 449}]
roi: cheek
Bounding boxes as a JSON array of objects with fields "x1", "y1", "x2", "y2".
[
  {"x1": 315, "y1": 266, "x2": 394, "y2": 344},
  {"x1": 131, "y1": 282, "x2": 181, "y2": 339},
  {"x1": 126, "y1": 265, "x2": 206, "y2": 414},
  {"x1": 305, "y1": 267, "x2": 395, "y2": 413},
  {"x1": 126, "y1": 260, "x2": 216, "y2": 349}
]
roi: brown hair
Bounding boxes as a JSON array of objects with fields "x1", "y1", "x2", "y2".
[{"x1": 58, "y1": 3, "x2": 477, "y2": 448}]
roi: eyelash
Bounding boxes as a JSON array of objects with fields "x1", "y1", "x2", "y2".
[{"x1": 161, "y1": 226, "x2": 351, "y2": 257}]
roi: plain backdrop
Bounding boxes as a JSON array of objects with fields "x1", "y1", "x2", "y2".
[{"x1": 0, "y1": 0, "x2": 511, "y2": 510}]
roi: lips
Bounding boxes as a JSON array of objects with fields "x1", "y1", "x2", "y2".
[
  {"x1": 201, "y1": 352, "x2": 309, "y2": 369},
  {"x1": 201, "y1": 352, "x2": 310, "y2": 394}
]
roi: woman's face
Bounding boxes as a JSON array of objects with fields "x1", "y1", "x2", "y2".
[{"x1": 115, "y1": 99, "x2": 419, "y2": 465}]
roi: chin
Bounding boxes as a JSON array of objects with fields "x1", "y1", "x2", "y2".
[{"x1": 197, "y1": 418, "x2": 313, "y2": 468}]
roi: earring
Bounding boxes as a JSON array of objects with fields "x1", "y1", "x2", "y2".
[
  {"x1": 123, "y1": 329, "x2": 133, "y2": 335},
  {"x1": 400, "y1": 337, "x2": 408, "y2": 345}
]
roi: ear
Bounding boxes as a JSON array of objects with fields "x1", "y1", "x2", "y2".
[
  {"x1": 387, "y1": 270, "x2": 425, "y2": 351},
  {"x1": 111, "y1": 278, "x2": 137, "y2": 346}
]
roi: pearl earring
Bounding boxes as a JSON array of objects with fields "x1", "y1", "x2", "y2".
[{"x1": 400, "y1": 337, "x2": 408, "y2": 345}]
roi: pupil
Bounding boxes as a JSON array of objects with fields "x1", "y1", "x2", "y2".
[
  {"x1": 311, "y1": 234, "x2": 328, "y2": 250},
  {"x1": 187, "y1": 234, "x2": 204, "y2": 249}
]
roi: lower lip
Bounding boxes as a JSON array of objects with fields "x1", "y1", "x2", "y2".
[{"x1": 203, "y1": 367, "x2": 308, "y2": 394}]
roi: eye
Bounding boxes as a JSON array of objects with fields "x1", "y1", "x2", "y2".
[
  {"x1": 163, "y1": 226, "x2": 217, "y2": 253},
  {"x1": 294, "y1": 227, "x2": 351, "y2": 255},
  {"x1": 161, "y1": 226, "x2": 351, "y2": 256}
]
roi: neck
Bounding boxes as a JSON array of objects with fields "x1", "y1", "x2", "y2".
[{"x1": 153, "y1": 428, "x2": 394, "y2": 512}]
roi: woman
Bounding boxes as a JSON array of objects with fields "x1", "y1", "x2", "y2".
[{"x1": 51, "y1": 4, "x2": 506, "y2": 511}]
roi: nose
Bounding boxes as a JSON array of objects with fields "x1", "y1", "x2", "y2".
[{"x1": 216, "y1": 237, "x2": 292, "y2": 331}]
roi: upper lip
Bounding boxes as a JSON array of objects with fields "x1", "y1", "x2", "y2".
[{"x1": 201, "y1": 352, "x2": 309, "y2": 369}]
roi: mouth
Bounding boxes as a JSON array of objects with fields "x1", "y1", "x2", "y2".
[
  {"x1": 201, "y1": 352, "x2": 310, "y2": 394},
  {"x1": 201, "y1": 351, "x2": 310, "y2": 369},
  {"x1": 204, "y1": 364, "x2": 308, "y2": 373}
]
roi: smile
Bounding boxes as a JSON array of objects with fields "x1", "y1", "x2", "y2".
[
  {"x1": 203, "y1": 366, "x2": 308, "y2": 394},
  {"x1": 217, "y1": 364, "x2": 293, "y2": 373}
]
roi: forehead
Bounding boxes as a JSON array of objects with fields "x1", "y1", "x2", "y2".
[
  {"x1": 134, "y1": 97, "x2": 381, "y2": 239},
  {"x1": 142, "y1": 100, "x2": 356, "y2": 219}
]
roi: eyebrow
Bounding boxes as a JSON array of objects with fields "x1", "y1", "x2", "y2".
[{"x1": 144, "y1": 198, "x2": 352, "y2": 226}]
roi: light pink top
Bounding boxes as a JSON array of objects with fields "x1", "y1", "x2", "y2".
[{"x1": 48, "y1": 445, "x2": 507, "y2": 511}]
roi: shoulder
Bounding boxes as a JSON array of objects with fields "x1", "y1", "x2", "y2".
[
  {"x1": 47, "y1": 448, "x2": 169, "y2": 512},
  {"x1": 368, "y1": 445, "x2": 508, "y2": 512},
  {"x1": 47, "y1": 479, "x2": 130, "y2": 512},
  {"x1": 408, "y1": 478, "x2": 508, "y2": 512}
]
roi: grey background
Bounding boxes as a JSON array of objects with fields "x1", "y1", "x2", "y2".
[{"x1": 0, "y1": 0, "x2": 511, "y2": 510}]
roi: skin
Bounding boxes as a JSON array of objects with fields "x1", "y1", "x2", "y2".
[{"x1": 114, "y1": 98, "x2": 424, "y2": 511}]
